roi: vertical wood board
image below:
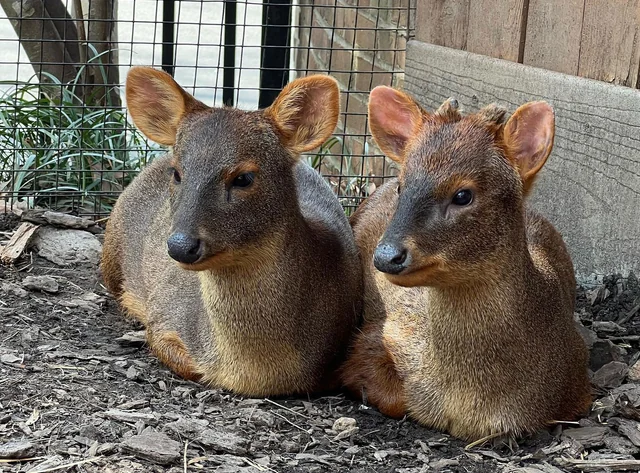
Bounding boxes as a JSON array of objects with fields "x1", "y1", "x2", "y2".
[
  {"x1": 578, "y1": 0, "x2": 640, "y2": 87},
  {"x1": 466, "y1": 0, "x2": 527, "y2": 62},
  {"x1": 416, "y1": 0, "x2": 470, "y2": 50},
  {"x1": 523, "y1": 0, "x2": 585, "y2": 75}
]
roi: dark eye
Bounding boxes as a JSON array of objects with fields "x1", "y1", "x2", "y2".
[
  {"x1": 232, "y1": 172, "x2": 255, "y2": 188},
  {"x1": 172, "y1": 168, "x2": 182, "y2": 184},
  {"x1": 452, "y1": 189, "x2": 473, "y2": 206}
]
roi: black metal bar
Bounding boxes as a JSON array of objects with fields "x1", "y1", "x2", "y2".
[
  {"x1": 259, "y1": 0, "x2": 292, "y2": 108},
  {"x1": 162, "y1": 0, "x2": 175, "y2": 76},
  {"x1": 223, "y1": 0, "x2": 237, "y2": 106}
]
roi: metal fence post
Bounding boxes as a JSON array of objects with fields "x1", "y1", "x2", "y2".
[
  {"x1": 259, "y1": 0, "x2": 292, "y2": 108},
  {"x1": 162, "y1": 0, "x2": 175, "y2": 76}
]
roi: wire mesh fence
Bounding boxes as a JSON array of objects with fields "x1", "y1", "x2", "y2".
[{"x1": 0, "y1": 0, "x2": 415, "y2": 217}]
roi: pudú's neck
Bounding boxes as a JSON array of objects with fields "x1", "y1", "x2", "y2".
[
  {"x1": 197, "y1": 214, "x2": 307, "y2": 325},
  {"x1": 428, "y1": 228, "x2": 536, "y2": 336}
]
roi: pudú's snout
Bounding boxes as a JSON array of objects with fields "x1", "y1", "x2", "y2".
[
  {"x1": 167, "y1": 232, "x2": 203, "y2": 265},
  {"x1": 373, "y1": 241, "x2": 409, "y2": 275}
]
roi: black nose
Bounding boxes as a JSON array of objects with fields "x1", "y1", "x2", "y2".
[
  {"x1": 373, "y1": 243, "x2": 409, "y2": 275},
  {"x1": 167, "y1": 232, "x2": 202, "y2": 264}
]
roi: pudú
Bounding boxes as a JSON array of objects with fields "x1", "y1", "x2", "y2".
[
  {"x1": 102, "y1": 68, "x2": 362, "y2": 396},
  {"x1": 341, "y1": 86, "x2": 591, "y2": 441}
]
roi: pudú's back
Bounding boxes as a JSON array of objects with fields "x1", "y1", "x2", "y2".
[
  {"x1": 102, "y1": 68, "x2": 362, "y2": 396},
  {"x1": 341, "y1": 86, "x2": 591, "y2": 440}
]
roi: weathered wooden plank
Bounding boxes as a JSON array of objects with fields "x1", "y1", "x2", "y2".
[
  {"x1": 405, "y1": 41, "x2": 640, "y2": 278},
  {"x1": 578, "y1": 0, "x2": 640, "y2": 87},
  {"x1": 0, "y1": 222, "x2": 39, "y2": 265},
  {"x1": 416, "y1": 0, "x2": 469, "y2": 50},
  {"x1": 466, "y1": 0, "x2": 527, "y2": 62},
  {"x1": 523, "y1": 0, "x2": 585, "y2": 75}
]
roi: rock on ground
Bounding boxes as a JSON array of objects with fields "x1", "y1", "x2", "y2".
[{"x1": 31, "y1": 227, "x2": 102, "y2": 266}]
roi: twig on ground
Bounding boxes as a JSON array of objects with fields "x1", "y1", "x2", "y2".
[
  {"x1": 264, "y1": 398, "x2": 312, "y2": 419},
  {"x1": 183, "y1": 440, "x2": 189, "y2": 473},
  {"x1": 465, "y1": 431, "x2": 507, "y2": 450},
  {"x1": 0, "y1": 457, "x2": 46, "y2": 464}
]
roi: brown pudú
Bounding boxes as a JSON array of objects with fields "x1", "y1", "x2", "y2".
[
  {"x1": 341, "y1": 86, "x2": 591, "y2": 440},
  {"x1": 102, "y1": 67, "x2": 362, "y2": 396}
]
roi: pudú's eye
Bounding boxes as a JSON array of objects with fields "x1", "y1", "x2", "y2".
[
  {"x1": 171, "y1": 168, "x2": 182, "y2": 184},
  {"x1": 452, "y1": 189, "x2": 473, "y2": 206},
  {"x1": 232, "y1": 172, "x2": 255, "y2": 188}
]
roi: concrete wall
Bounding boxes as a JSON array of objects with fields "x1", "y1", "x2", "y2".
[{"x1": 404, "y1": 41, "x2": 640, "y2": 280}]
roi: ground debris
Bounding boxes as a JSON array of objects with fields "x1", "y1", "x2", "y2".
[
  {"x1": 562, "y1": 426, "x2": 610, "y2": 448},
  {"x1": 608, "y1": 418, "x2": 640, "y2": 446},
  {"x1": 102, "y1": 408, "x2": 157, "y2": 425},
  {"x1": 592, "y1": 361, "x2": 629, "y2": 389},
  {"x1": 604, "y1": 435, "x2": 640, "y2": 455},
  {"x1": 0, "y1": 440, "x2": 35, "y2": 459},
  {"x1": 21, "y1": 210, "x2": 96, "y2": 231},
  {"x1": 1, "y1": 217, "x2": 639, "y2": 473},
  {"x1": 120, "y1": 427, "x2": 181, "y2": 465},
  {"x1": 197, "y1": 427, "x2": 249, "y2": 455},
  {"x1": 554, "y1": 457, "x2": 640, "y2": 472}
]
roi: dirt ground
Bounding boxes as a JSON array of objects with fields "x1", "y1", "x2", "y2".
[{"x1": 1, "y1": 213, "x2": 640, "y2": 473}]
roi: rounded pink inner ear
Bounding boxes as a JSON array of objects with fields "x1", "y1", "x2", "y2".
[
  {"x1": 368, "y1": 86, "x2": 423, "y2": 163},
  {"x1": 265, "y1": 75, "x2": 340, "y2": 155},
  {"x1": 125, "y1": 67, "x2": 207, "y2": 146},
  {"x1": 503, "y1": 101, "x2": 555, "y2": 182}
]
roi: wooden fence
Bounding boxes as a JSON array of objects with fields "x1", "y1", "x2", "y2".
[{"x1": 417, "y1": 0, "x2": 640, "y2": 88}]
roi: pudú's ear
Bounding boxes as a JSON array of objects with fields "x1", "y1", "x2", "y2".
[
  {"x1": 126, "y1": 67, "x2": 208, "y2": 146},
  {"x1": 264, "y1": 74, "x2": 340, "y2": 155},
  {"x1": 503, "y1": 101, "x2": 555, "y2": 195},
  {"x1": 367, "y1": 86, "x2": 425, "y2": 164}
]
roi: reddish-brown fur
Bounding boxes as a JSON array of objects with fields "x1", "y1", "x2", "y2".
[
  {"x1": 102, "y1": 67, "x2": 362, "y2": 397},
  {"x1": 341, "y1": 87, "x2": 591, "y2": 441}
]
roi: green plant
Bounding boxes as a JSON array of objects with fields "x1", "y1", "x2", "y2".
[{"x1": 0, "y1": 50, "x2": 163, "y2": 215}]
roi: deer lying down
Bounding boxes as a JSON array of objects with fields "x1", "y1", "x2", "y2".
[
  {"x1": 341, "y1": 86, "x2": 591, "y2": 441},
  {"x1": 102, "y1": 68, "x2": 362, "y2": 397}
]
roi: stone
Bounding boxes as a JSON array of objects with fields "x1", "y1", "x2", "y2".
[
  {"x1": 332, "y1": 417, "x2": 357, "y2": 432},
  {"x1": 628, "y1": 360, "x2": 640, "y2": 383},
  {"x1": 0, "y1": 440, "x2": 34, "y2": 459},
  {"x1": 592, "y1": 361, "x2": 629, "y2": 389},
  {"x1": 120, "y1": 427, "x2": 181, "y2": 465},
  {"x1": 22, "y1": 275, "x2": 59, "y2": 293},
  {"x1": 32, "y1": 227, "x2": 102, "y2": 266}
]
